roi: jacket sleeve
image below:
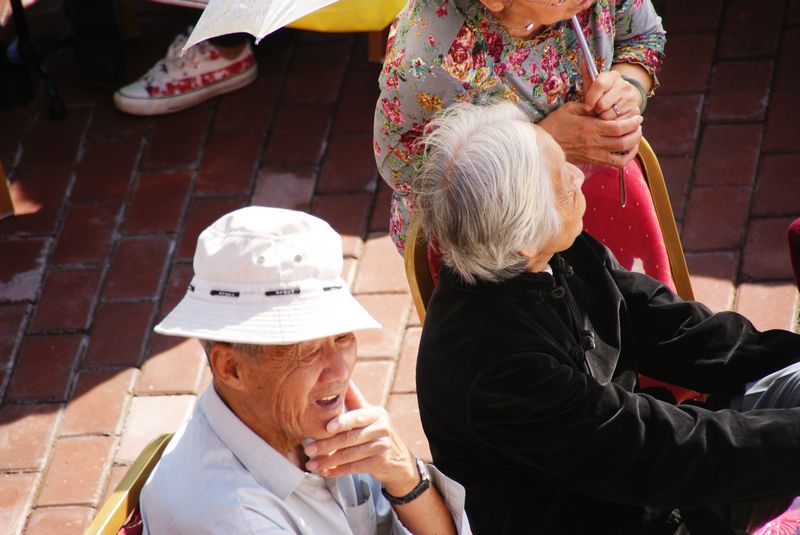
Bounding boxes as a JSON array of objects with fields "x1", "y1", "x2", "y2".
[
  {"x1": 466, "y1": 350, "x2": 800, "y2": 508},
  {"x1": 598, "y1": 241, "x2": 800, "y2": 402},
  {"x1": 613, "y1": 0, "x2": 665, "y2": 88}
]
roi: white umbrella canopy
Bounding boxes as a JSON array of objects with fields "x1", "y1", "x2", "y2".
[{"x1": 183, "y1": 0, "x2": 338, "y2": 51}]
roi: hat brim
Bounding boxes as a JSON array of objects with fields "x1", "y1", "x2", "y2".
[{"x1": 154, "y1": 288, "x2": 381, "y2": 345}]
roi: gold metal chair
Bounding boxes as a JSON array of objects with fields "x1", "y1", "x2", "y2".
[
  {"x1": 85, "y1": 433, "x2": 173, "y2": 535},
  {"x1": 404, "y1": 137, "x2": 694, "y2": 323}
]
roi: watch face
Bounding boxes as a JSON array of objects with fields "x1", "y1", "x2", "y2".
[{"x1": 416, "y1": 456, "x2": 431, "y2": 482}]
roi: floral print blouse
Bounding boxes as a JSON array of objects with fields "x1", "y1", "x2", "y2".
[{"x1": 373, "y1": 0, "x2": 666, "y2": 254}]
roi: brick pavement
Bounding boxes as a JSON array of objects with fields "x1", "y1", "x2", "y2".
[{"x1": 0, "y1": 1, "x2": 798, "y2": 533}]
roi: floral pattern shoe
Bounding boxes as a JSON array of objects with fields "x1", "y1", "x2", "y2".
[{"x1": 114, "y1": 30, "x2": 257, "y2": 115}]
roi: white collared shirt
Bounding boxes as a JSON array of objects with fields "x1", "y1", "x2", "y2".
[{"x1": 141, "y1": 385, "x2": 470, "y2": 534}]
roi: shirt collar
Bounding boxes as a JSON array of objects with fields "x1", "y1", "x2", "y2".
[{"x1": 199, "y1": 384, "x2": 305, "y2": 500}]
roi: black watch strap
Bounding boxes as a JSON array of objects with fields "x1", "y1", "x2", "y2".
[{"x1": 381, "y1": 455, "x2": 432, "y2": 505}]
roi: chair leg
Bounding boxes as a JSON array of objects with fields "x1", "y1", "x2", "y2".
[
  {"x1": 117, "y1": 0, "x2": 139, "y2": 38},
  {"x1": 9, "y1": 0, "x2": 67, "y2": 119}
]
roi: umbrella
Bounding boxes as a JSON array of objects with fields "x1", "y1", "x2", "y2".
[{"x1": 183, "y1": 0, "x2": 338, "y2": 51}]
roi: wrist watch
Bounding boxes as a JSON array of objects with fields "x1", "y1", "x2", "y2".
[{"x1": 381, "y1": 455, "x2": 432, "y2": 505}]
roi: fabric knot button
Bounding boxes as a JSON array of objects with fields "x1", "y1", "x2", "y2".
[
  {"x1": 294, "y1": 254, "x2": 303, "y2": 263},
  {"x1": 257, "y1": 256, "x2": 265, "y2": 264},
  {"x1": 550, "y1": 286, "x2": 566, "y2": 299}
]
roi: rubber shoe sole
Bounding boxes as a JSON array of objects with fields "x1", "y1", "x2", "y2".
[{"x1": 113, "y1": 63, "x2": 258, "y2": 116}]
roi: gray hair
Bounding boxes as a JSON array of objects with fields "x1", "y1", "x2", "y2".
[
  {"x1": 412, "y1": 101, "x2": 561, "y2": 284},
  {"x1": 198, "y1": 339, "x2": 265, "y2": 363}
]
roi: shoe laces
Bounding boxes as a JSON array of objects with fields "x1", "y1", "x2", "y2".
[{"x1": 145, "y1": 28, "x2": 210, "y2": 81}]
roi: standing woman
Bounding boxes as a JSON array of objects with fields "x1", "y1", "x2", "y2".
[{"x1": 373, "y1": 0, "x2": 670, "y2": 284}]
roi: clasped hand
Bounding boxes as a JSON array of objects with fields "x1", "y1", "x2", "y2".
[
  {"x1": 303, "y1": 381, "x2": 420, "y2": 498},
  {"x1": 540, "y1": 70, "x2": 643, "y2": 168}
]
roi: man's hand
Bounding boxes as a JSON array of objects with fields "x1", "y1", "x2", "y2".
[
  {"x1": 538, "y1": 101, "x2": 642, "y2": 168},
  {"x1": 303, "y1": 381, "x2": 420, "y2": 497}
]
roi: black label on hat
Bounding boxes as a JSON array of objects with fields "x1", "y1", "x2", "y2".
[
  {"x1": 265, "y1": 288, "x2": 301, "y2": 297},
  {"x1": 210, "y1": 290, "x2": 240, "y2": 298},
  {"x1": 323, "y1": 285, "x2": 342, "y2": 292}
]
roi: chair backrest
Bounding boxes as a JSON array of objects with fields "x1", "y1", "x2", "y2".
[
  {"x1": 85, "y1": 433, "x2": 173, "y2": 535},
  {"x1": 404, "y1": 137, "x2": 694, "y2": 324}
]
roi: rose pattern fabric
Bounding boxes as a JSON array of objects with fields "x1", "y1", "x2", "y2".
[{"x1": 373, "y1": 0, "x2": 665, "y2": 254}]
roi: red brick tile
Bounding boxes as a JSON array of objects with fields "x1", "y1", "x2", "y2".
[
  {"x1": 311, "y1": 193, "x2": 371, "y2": 237},
  {"x1": 658, "y1": 157, "x2": 691, "y2": 220},
  {"x1": 89, "y1": 99, "x2": 150, "y2": 138},
  {"x1": 0, "y1": 108, "x2": 31, "y2": 142},
  {"x1": 71, "y1": 137, "x2": 140, "y2": 202},
  {"x1": 658, "y1": 34, "x2": 715, "y2": 94},
  {"x1": 0, "y1": 304, "x2": 29, "y2": 367},
  {"x1": 661, "y1": 0, "x2": 723, "y2": 33},
  {"x1": 19, "y1": 108, "x2": 90, "y2": 169},
  {"x1": 62, "y1": 368, "x2": 138, "y2": 435},
  {"x1": 99, "y1": 463, "x2": 130, "y2": 505},
  {"x1": 334, "y1": 68, "x2": 382, "y2": 134},
  {"x1": 158, "y1": 263, "x2": 194, "y2": 322},
  {"x1": 0, "y1": 238, "x2": 50, "y2": 302},
  {"x1": 262, "y1": 103, "x2": 333, "y2": 167},
  {"x1": 694, "y1": 124, "x2": 762, "y2": 187},
  {"x1": 735, "y1": 282, "x2": 798, "y2": 332},
  {"x1": 311, "y1": 193, "x2": 371, "y2": 257},
  {"x1": 0, "y1": 166, "x2": 71, "y2": 236},
  {"x1": 0, "y1": 473, "x2": 38, "y2": 534},
  {"x1": 407, "y1": 300, "x2": 421, "y2": 328},
  {"x1": 29, "y1": 268, "x2": 101, "y2": 332},
  {"x1": 138, "y1": 337, "x2": 206, "y2": 395},
  {"x1": 214, "y1": 72, "x2": 279, "y2": 134},
  {"x1": 685, "y1": 252, "x2": 738, "y2": 313},
  {"x1": 351, "y1": 360, "x2": 394, "y2": 407},
  {"x1": 83, "y1": 302, "x2": 154, "y2": 367},
  {"x1": 790, "y1": 0, "x2": 800, "y2": 26},
  {"x1": 124, "y1": 171, "x2": 192, "y2": 234},
  {"x1": 718, "y1": 0, "x2": 783, "y2": 59},
  {"x1": 25, "y1": 505, "x2": 94, "y2": 535},
  {"x1": 752, "y1": 154, "x2": 800, "y2": 217},
  {"x1": 775, "y1": 28, "x2": 800, "y2": 90},
  {"x1": 355, "y1": 293, "x2": 410, "y2": 358},
  {"x1": 8, "y1": 335, "x2": 81, "y2": 401},
  {"x1": 142, "y1": 106, "x2": 213, "y2": 170},
  {"x1": 177, "y1": 197, "x2": 248, "y2": 259},
  {"x1": 393, "y1": 327, "x2": 421, "y2": 393},
  {"x1": 644, "y1": 94, "x2": 703, "y2": 157},
  {"x1": 103, "y1": 237, "x2": 171, "y2": 299},
  {"x1": 681, "y1": 187, "x2": 751, "y2": 252},
  {"x1": 741, "y1": 217, "x2": 796, "y2": 281},
  {"x1": 387, "y1": 393, "x2": 431, "y2": 461},
  {"x1": 369, "y1": 181, "x2": 393, "y2": 232},
  {"x1": 764, "y1": 89, "x2": 800, "y2": 152},
  {"x1": 117, "y1": 395, "x2": 195, "y2": 463},
  {"x1": 317, "y1": 133, "x2": 377, "y2": 194},
  {"x1": 0, "y1": 404, "x2": 60, "y2": 470},
  {"x1": 706, "y1": 61, "x2": 773, "y2": 122},
  {"x1": 52, "y1": 202, "x2": 121, "y2": 265},
  {"x1": 196, "y1": 131, "x2": 261, "y2": 195},
  {"x1": 37, "y1": 435, "x2": 116, "y2": 506},
  {"x1": 354, "y1": 234, "x2": 409, "y2": 294},
  {"x1": 252, "y1": 168, "x2": 316, "y2": 211},
  {"x1": 284, "y1": 43, "x2": 349, "y2": 103}
]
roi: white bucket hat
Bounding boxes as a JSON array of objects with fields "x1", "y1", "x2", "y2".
[{"x1": 155, "y1": 207, "x2": 381, "y2": 345}]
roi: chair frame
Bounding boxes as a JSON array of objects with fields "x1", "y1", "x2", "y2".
[
  {"x1": 86, "y1": 433, "x2": 173, "y2": 535},
  {"x1": 405, "y1": 137, "x2": 694, "y2": 323}
]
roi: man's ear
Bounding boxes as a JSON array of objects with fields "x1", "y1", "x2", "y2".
[
  {"x1": 209, "y1": 343, "x2": 247, "y2": 391},
  {"x1": 477, "y1": 0, "x2": 507, "y2": 14}
]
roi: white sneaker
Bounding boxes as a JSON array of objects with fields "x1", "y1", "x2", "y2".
[{"x1": 114, "y1": 30, "x2": 257, "y2": 116}]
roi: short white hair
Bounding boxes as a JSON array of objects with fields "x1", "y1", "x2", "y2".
[{"x1": 413, "y1": 101, "x2": 561, "y2": 284}]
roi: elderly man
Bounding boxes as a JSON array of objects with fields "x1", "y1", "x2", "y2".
[
  {"x1": 413, "y1": 101, "x2": 800, "y2": 535},
  {"x1": 141, "y1": 207, "x2": 469, "y2": 534}
]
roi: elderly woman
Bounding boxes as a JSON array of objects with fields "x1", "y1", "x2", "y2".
[
  {"x1": 374, "y1": 0, "x2": 672, "y2": 285},
  {"x1": 413, "y1": 101, "x2": 800, "y2": 534}
]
